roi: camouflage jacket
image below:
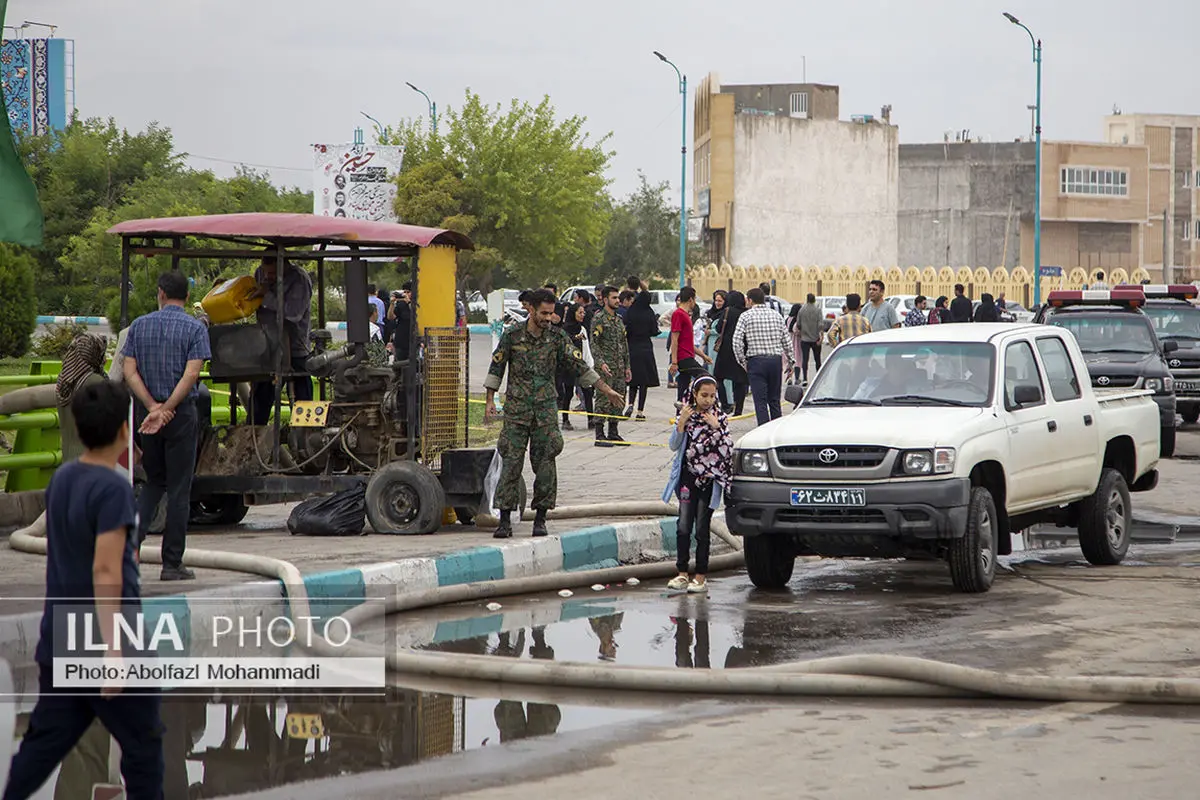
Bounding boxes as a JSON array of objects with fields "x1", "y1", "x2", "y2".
[
  {"x1": 589, "y1": 306, "x2": 629, "y2": 374},
  {"x1": 485, "y1": 324, "x2": 599, "y2": 425}
]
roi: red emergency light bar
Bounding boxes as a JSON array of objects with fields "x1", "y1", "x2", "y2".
[
  {"x1": 1113, "y1": 283, "x2": 1198, "y2": 301},
  {"x1": 1047, "y1": 288, "x2": 1145, "y2": 308}
]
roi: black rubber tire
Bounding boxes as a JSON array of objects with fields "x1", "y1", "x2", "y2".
[
  {"x1": 947, "y1": 487, "x2": 998, "y2": 593},
  {"x1": 1183, "y1": 408, "x2": 1200, "y2": 425},
  {"x1": 1161, "y1": 425, "x2": 1176, "y2": 458},
  {"x1": 365, "y1": 462, "x2": 446, "y2": 535},
  {"x1": 190, "y1": 495, "x2": 249, "y2": 527},
  {"x1": 1077, "y1": 467, "x2": 1131, "y2": 566},
  {"x1": 743, "y1": 535, "x2": 795, "y2": 589}
]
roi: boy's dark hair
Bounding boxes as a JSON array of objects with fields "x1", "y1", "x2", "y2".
[
  {"x1": 158, "y1": 271, "x2": 189, "y2": 301},
  {"x1": 915, "y1": 295, "x2": 927, "y2": 305},
  {"x1": 845, "y1": 293, "x2": 862, "y2": 311},
  {"x1": 574, "y1": 289, "x2": 589, "y2": 301},
  {"x1": 402, "y1": 280, "x2": 413, "y2": 291},
  {"x1": 678, "y1": 286, "x2": 697, "y2": 303},
  {"x1": 527, "y1": 288, "x2": 557, "y2": 308},
  {"x1": 758, "y1": 282, "x2": 771, "y2": 294},
  {"x1": 619, "y1": 289, "x2": 635, "y2": 303},
  {"x1": 544, "y1": 283, "x2": 558, "y2": 293},
  {"x1": 368, "y1": 304, "x2": 378, "y2": 318},
  {"x1": 954, "y1": 283, "x2": 965, "y2": 294},
  {"x1": 367, "y1": 283, "x2": 377, "y2": 294},
  {"x1": 626, "y1": 275, "x2": 641, "y2": 290},
  {"x1": 806, "y1": 293, "x2": 816, "y2": 303},
  {"x1": 746, "y1": 287, "x2": 766, "y2": 305},
  {"x1": 518, "y1": 289, "x2": 533, "y2": 304},
  {"x1": 72, "y1": 380, "x2": 130, "y2": 451}
]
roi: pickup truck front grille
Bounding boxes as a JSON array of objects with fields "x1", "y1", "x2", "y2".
[
  {"x1": 1091, "y1": 375, "x2": 1138, "y2": 388},
  {"x1": 775, "y1": 445, "x2": 888, "y2": 468},
  {"x1": 777, "y1": 508, "x2": 887, "y2": 525}
]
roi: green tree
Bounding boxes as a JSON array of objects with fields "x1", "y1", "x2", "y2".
[
  {"x1": 0, "y1": 245, "x2": 38, "y2": 357},
  {"x1": 388, "y1": 91, "x2": 613, "y2": 291}
]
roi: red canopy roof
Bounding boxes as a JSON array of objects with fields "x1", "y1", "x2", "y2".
[{"x1": 108, "y1": 213, "x2": 473, "y2": 250}]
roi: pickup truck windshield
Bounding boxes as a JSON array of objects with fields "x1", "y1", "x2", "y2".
[
  {"x1": 804, "y1": 342, "x2": 995, "y2": 407},
  {"x1": 1143, "y1": 305, "x2": 1200, "y2": 340},
  {"x1": 1048, "y1": 315, "x2": 1158, "y2": 354}
]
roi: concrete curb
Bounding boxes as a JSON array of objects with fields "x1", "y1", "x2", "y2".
[{"x1": 0, "y1": 517, "x2": 685, "y2": 669}]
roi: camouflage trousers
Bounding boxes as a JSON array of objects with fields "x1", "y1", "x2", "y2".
[
  {"x1": 496, "y1": 419, "x2": 564, "y2": 511},
  {"x1": 594, "y1": 375, "x2": 626, "y2": 417}
]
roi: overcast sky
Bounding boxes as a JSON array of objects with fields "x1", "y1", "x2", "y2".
[{"x1": 9, "y1": 0, "x2": 1199, "y2": 201}]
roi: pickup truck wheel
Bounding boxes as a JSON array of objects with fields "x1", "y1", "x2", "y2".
[
  {"x1": 1077, "y1": 467, "x2": 1131, "y2": 566},
  {"x1": 948, "y1": 487, "x2": 997, "y2": 593},
  {"x1": 1160, "y1": 426, "x2": 1176, "y2": 458},
  {"x1": 743, "y1": 535, "x2": 795, "y2": 589}
]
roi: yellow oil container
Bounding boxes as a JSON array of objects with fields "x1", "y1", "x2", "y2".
[{"x1": 201, "y1": 276, "x2": 262, "y2": 324}]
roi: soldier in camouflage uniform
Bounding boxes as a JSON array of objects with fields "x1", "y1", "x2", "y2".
[
  {"x1": 485, "y1": 288, "x2": 624, "y2": 538},
  {"x1": 589, "y1": 286, "x2": 632, "y2": 447}
]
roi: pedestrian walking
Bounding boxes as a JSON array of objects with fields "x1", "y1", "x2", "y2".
[
  {"x1": 704, "y1": 291, "x2": 727, "y2": 357},
  {"x1": 794, "y1": 294, "x2": 824, "y2": 384},
  {"x1": 950, "y1": 284, "x2": 973, "y2": 323},
  {"x1": 713, "y1": 290, "x2": 749, "y2": 415},
  {"x1": 622, "y1": 279, "x2": 660, "y2": 421},
  {"x1": 563, "y1": 303, "x2": 595, "y2": 428},
  {"x1": 733, "y1": 287, "x2": 794, "y2": 425},
  {"x1": 863, "y1": 280, "x2": 900, "y2": 331},
  {"x1": 758, "y1": 282, "x2": 786, "y2": 316},
  {"x1": 589, "y1": 286, "x2": 632, "y2": 446},
  {"x1": 485, "y1": 289, "x2": 623, "y2": 538},
  {"x1": 2, "y1": 380, "x2": 165, "y2": 800},
  {"x1": 904, "y1": 295, "x2": 929, "y2": 327},
  {"x1": 826, "y1": 293, "x2": 873, "y2": 348},
  {"x1": 668, "y1": 287, "x2": 711, "y2": 405},
  {"x1": 663, "y1": 375, "x2": 733, "y2": 595},
  {"x1": 121, "y1": 271, "x2": 210, "y2": 581}
]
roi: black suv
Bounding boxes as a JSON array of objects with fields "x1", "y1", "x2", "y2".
[
  {"x1": 1036, "y1": 296, "x2": 1179, "y2": 457},
  {"x1": 1116, "y1": 285, "x2": 1200, "y2": 425}
]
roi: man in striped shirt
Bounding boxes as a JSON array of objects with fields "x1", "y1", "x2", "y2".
[
  {"x1": 733, "y1": 288, "x2": 794, "y2": 425},
  {"x1": 826, "y1": 293, "x2": 873, "y2": 348}
]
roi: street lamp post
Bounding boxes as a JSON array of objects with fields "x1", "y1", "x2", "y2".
[
  {"x1": 405, "y1": 82, "x2": 437, "y2": 134},
  {"x1": 654, "y1": 50, "x2": 688, "y2": 291},
  {"x1": 360, "y1": 112, "x2": 386, "y2": 142},
  {"x1": 1004, "y1": 12, "x2": 1042, "y2": 306}
]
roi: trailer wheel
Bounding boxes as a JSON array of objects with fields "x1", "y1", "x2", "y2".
[
  {"x1": 366, "y1": 462, "x2": 446, "y2": 535},
  {"x1": 190, "y1": 495, "x2": 249, "y2": 526}
]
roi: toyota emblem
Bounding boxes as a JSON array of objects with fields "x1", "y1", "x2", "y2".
[
  {"x1": 818, "y1": 448, "x2": 839, "y2": 464},
  {"x1": 1170, "y1": 359, "x2": 1182, "y2": 368},
  {"x1": 1097, "y1": 376, "x2": 1111, "y2": 386}
]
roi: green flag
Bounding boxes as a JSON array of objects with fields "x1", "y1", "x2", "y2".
[{"x1": 0, "y1": 0, "x2": 44, "y2": 247}]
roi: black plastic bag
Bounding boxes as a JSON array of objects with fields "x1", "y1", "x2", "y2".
[{"x1": 287, "y1": 485, "x2": 367, "y2": 536}]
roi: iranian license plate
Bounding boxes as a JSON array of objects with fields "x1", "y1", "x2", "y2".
[
  {"x1": 790, "y1": 488, "x2": 867, "y2": 507},
  {"x1": 1175, "y1": 381, "x2": 1200, "y2": 392}
]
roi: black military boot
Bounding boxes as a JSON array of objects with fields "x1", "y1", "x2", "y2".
[
  {"x1": 532, "y1": 509, "x2": 549, "y2": 537},
  {"x1": 607, "y1": 421, "x2": 630, "y2": 446},
  {"x1": 594, "y1": 420, "x2": 611, "y2": 447},
  {"x1": 494, "y1": 510, "x2": 514, "y2": 539}
]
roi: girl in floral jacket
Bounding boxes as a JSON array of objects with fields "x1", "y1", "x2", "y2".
[{"x1": 661, "y1": 375, "x2": 734, "y2": 593}]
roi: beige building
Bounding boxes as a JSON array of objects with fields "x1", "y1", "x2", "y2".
[
  {"x1": 1103, "y1": 113, "x2": 1200, "y2": 279},
  {"x1": 693, "y1": 73, "x2": 898, "y2": 268},
  {"x1": 1019, "y1": 140, "x2": 1152, "y2": 279}
]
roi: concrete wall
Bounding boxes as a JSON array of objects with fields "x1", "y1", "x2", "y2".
[
  {"x1": 730, "y1": 116, "x2": 898, "y2": 267},
  {"x1": 724, "y1": 83, "x2": 839, "y2": 121},
  {"x1": 897, "y1": 143, "x2": 1035, "y2": 269}
]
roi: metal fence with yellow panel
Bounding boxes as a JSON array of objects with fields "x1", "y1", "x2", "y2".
[{"x1": 421, "y1": 327, "x2": 469, "y2": 473}]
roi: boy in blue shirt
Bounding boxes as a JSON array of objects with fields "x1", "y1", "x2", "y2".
[{"x1": 3, "y1": 380, "x2": 165, "y2": 800}]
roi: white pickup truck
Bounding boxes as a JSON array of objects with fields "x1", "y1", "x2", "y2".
[{"x1": 725, "y1": 323, "x2": 1162, "y2": 593}]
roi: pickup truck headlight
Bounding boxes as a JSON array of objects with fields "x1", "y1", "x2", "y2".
[
  {"x1": 1145, "y1": 377, "x2": 1173, "y2": 394},
  {"x1": 898, "y1": 448, "x2": 956, "y2": 476},
  {"x1": 736, "y1": 450, "x2": 770, "y2": 476}
]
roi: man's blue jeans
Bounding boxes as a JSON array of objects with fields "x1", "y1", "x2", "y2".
[{"x1": 747, "y1": 355, "x2": 783, "y2": 426}]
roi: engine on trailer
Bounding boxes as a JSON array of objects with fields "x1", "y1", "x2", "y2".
[{"x1": 287, "y1": 334, "x2": 409, "y2": 474}]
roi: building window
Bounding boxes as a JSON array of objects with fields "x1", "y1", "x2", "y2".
[
  {"x1": 1185, "y1": 171, "x2": 1193, "y2": 188},
  {"x1": 1186, "y1": 221, "x2": 1192, "y2": 241},
  {"x1": 789, "y1": 92, "x2": 808, "y2": 118},
  {"x1": 1196, "y1": 170, "x2": 1200, "y2": 188},
  {"x1": 1059, "y1": 166, "x2": 1129, "y2": 197},
  {"x1": 1195, "y1": 219, "x2": 1200, "y2": 240}
]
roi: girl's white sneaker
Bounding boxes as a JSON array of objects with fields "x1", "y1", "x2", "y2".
[
  {"x1": 687, "y1": 578, "x2": 707, "y2": 594},
  {"x1": 667, "y1": 575, "x2": 690, "y2": 591}
]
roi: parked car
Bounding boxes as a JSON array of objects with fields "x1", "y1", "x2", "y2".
[
  {"x1": 885, "y1": 295, "x2": 919, "y2": 322},
  {"x1": 1118, "y1": 283, "x2": 1200, "y2": 424},
  {"x1": 725, "y1": 322, "x2": 1162, "y2": 593},
  {"x1": 1036, "y1": 288, "x2": 1178, "y2": 456}
]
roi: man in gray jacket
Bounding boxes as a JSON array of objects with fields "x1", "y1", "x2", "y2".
[{"x1": 795, "y1": 294, "x2": 824, "y2": 384}]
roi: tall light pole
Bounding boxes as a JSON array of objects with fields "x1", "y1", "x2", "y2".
[
  {"x1": 654, "y1": 50, "x2": 688, "y2": 290},
  {"x1": 405, "y1": 82, "x2": 437, "y2": 134},
  {"x1": 360, "y1": 112, "x2": 386, "y2": 142},
  {"x1": 1004, "y1": 12, "x2": 1042, "y2": 306}
]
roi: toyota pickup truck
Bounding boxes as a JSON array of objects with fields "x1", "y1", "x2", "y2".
[{"x1": 725, "y1": 323, "x2": 1162, "y2": 593}]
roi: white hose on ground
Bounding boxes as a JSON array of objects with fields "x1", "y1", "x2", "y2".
[{"x1": 12, "y1": 505, "x2": 1200, "y2": 705}]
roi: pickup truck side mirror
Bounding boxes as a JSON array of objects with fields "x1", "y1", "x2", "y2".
[
  {"x1": 1011, "y1": 384, "x2": 1042, "y2": 408},
  {"x1": 1163, "y1": 339, "x2": 1180, "y2": 354},
  {"x1": 784, "y1": 384, "x2": 805, "y2": 406}
]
